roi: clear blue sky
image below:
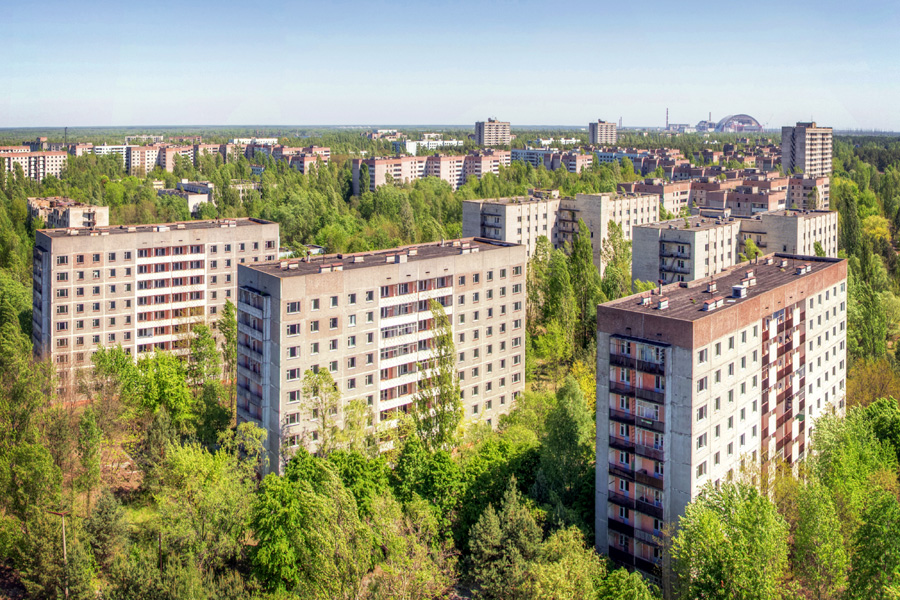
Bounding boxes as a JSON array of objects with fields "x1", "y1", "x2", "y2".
[{"x1": 2, "y1": 0, "x2": 899, "y2": 130}]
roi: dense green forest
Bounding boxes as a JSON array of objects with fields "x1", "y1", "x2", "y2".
[{"x1": 3, "y1": 132, "x2": 900, "y2": 598}]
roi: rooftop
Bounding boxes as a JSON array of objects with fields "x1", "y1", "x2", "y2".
[
  {"x1": 245, "y1": 238, "x2": 520, "y2": 278},
  {"x1": 28, "y1": 196, "x2": 96, "y2": 208},
  {"x1": 602, "y1": 254, "x2": 843, "y2": 322},
  {"x1": 38, "y1": 217, "x2": 275, "y2": 237},
  {"x1": 640, "y1": 215, "x2": 737, "y2": 231}
]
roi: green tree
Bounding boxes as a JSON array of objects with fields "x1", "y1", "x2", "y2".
[
  {"x1": 217, "y1": 299, "x2": 238, "y2": 410},
  {"x1": 299, "y1": 368, "x2": 343, "y2": 458},
  {"x1": 521, "y1": 527, "x2": 605, "y2": 599},
  {"x1": 251, "y1": 457, "x2": 371, "y2": 597},
  {"x1": 813, "y1": 240, "x2": 825, "y2": 257},
  {"x1": 545, "y1": 249, "x2": 577, "y2": 346},
  {"x1": 600, "y1": 221, "x2": 631, "y2": 300},
  {"x1": 84, "y1": 489, "x2": 128, "y2": 571},
  {"x1": 670, "y1": 481, "x2": 790, "y2": 600},
  {"x1": 847, "y1": 488, "x2": 900, "y2": 599},
  {"x1": 792, "y1": 480, "x2": 848, "y2": 600},
  {"x1": 740, "y1": 238, "x2": 761, "y2": 262},
  {"x1": 188, "y1": 324, "x2": 221, "y2": 388},
  {"x1": 411, "y1": 300, "x2": 462, "y2": 453},
  {"x1": 469, "y1": 477, "x2": 542, "y2": 600},
  {"x1": 76, "y1": 407, "x2": 102, "y2": 513},
  {"x1": 569, "y1": 219, "x2": 603, "y2": 347}
]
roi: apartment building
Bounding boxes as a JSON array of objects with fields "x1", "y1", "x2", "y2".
[
  {"x1": 589, "y1": 120, "x2": 618, "y2": 145},
  {"x1": 392, "y1": 138, "x2": 464, "y2": 156},
  {"x1": 128, "y1": 146, "x2": 161, "y2": 176},
  {"x1": 632, "y1": 216, "x2": 741, "y2": 285},
  {"x1": 0, "y1": 145, "x2": 32, "y2": 154},
  {"x1": 787, "y1": 176, "x2": 830, "y2": 210},
  {"x1": 27, "y1": 197, "x2": 109, "y2": 229},
  {"x1": 92, "y1": 145, "x2": 129, "y2": 167},
  {"x1": 235, "y1": 238, "x2": 528, "y2": 470},
  {"x1": 511, "y1": 148, "x2": 594, "y2": 173},
  {"x1": 351, "y1": 151, "x2": 511, "y2": 194},
  {"x1": 597, "y1": 255, "x2": 848, "y2": 579},
  {"x1": 32, "y1": 218, "x2": 279, "y2": 397},
  {"x1": 739, "y1": 210, "x2": 838, "y2": 258},
  {"x1": 231, "y1": 137, "x2": 279, "y2": 145},
  {"x1": 705, "y1": 186, "x2": 786, "y2": 217},
  {"x1": 0, "y1": 151, "x2": 67, "y2": 181},
  {"x1": 618, "y1": 179, "x2": 692, "y2": 215},
  {"x1": 781, "y1": 122, "x2": 833, "y2": 178},
  {"x1": 475, "y1": 119, "x2": 511, "y2": 147},
  {"x1": 633, "y1": 209, "x2": 839, "y2": 285},
  {"x1": 462, "y1": 191, "x2": 562, "y2": 257}
]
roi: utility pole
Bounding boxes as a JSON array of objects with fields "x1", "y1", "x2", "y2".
[{"x1": 47, "y1": 510, "x2": 69, "y2": 600}]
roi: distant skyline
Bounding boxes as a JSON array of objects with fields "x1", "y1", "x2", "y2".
[{"x1": 3, "y1": 0, "x2": 899, "y2": 130}]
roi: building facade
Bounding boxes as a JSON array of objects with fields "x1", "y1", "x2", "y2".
[
  {"x1": 589, "y1": 120, "x2": 618, "y2": 145},
  {"x1": 0, "y1": 151, "x2": 67, "y2": 181},
  {"x1": 475, "y1": 119, "x2": 511, "y2": 146},
  {"x1": 781, "y1": 122, "x2": 833, "y2": 178},
  {"x1": 27, "y1": 197, "x2": 109, "y2": 229},
  {"x1": 32, "y1": 218, "x2": 279, "y2": 397},
  {"x1": 235, "y1": 239, "x2": 528, "y2": 470},
  {"x1": 596, "y1": 255, "x2": 848, "y2": 579},
  {"x1": 351, "y1": 151, "x2": 511, "y2": 194}
]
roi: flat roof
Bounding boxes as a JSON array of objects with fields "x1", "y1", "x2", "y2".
[
  {"x1": 639, "y1": 215, "x2": 737, "y2": 231},
  {"x1": 245, "y1": 238, "x2": 521, "y2": 278},
  {"x1": 470, "y1": 195, "x2": 563, "y2": 205},
  {"x1": 37, "y1": 217, "x2": 276, "y2": 237},
  {"x1": 752, "y1": 209, "x2": 835, "y2": 219},
  {"x1": 602, "y1": 254, "x2": 843, "y2": 322}
]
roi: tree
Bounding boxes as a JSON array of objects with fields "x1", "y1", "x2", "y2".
[
  {"x1": 217, "y1": 299, "x2": 238, "y2": 411},
  {"x1": 187, "y1": 324, "x2": 220, "y2": 388},
  {"x1": 600, "y1": 221, "x2": 631, "y2": 300},
  {"x1": 569, "y1": 219, "x2": 603, "y2": 347},
  {"x1": 299, "y1": 368, "x2": 343, "y2": 458},
  {"x1": 526, "y1": 236, "x2": 553, "y2": 332},
  {"x1": 469, "y1": 477, "x2": 542, "y2": 600},
  {"x1": 813, "y1": 240, "x2": 825, "y2": 257},
  {"x1": 411, "y1": 300, "x2": 462, "y2": 453},
  {"x1": 76, "y1": 407, "x2": 102, "y2": 513},
  {"x1": 741, "y1": 238, "x2": 761, "y2": 262},
  {"x1": 792, "y1": 480, "x2": 848, "y2": 600},
  {"x1": 807, "y1": 187, "x2": 819, "y2": 210},
  {"x1": 521, "y1": 527, "x2": 605, "y2": 599},
  {"x1": 84, "y1": 489, "x2": 127, "y2": 571},
  {"x1": 251, "y1": 457, "x2": 371, "y2": 597},
  {"x1": 847, "y1": 488, "x2": 900, "y2": 599},
  {"x1": 545, "y1": 249, "x2": 577, "y2": 346},
  {"x1": 670, "y1": 481, "x2": 790, "y2": 600},
  {"x1": 597, "y1": 568, "x2": 659, "y2": 600}
]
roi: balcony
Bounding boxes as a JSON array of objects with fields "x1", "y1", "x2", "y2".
[
  {"x1": 610, "y1": 352, "x2": 666, "y2": 375},
  {"x1": 609, "y1": 462, "x2": 634, "y2": 481},
  {"x1": 609, "y1": 408, "x2": 635, "y2": 425},
  {"x1": 660, "y1": 263, "x2": 691, "y2": 275},
  {"x1": 610, "y1": 381, "x2": 636, "y2": 397},
  {"x1": 635, "y1": 443, "x2": 664, "y2": 461},
  {"x1": 659, "y1": 249, "x2": 691, "y2": 259},
  {"x1": 634, "y1": 556, "x2": 661, "y2": 576},
  {"x1": 608, "y1": 518, "x2": 635, "y2": 536},
  {"x1": 636, "y1": 498, "x2": 664, "y2": 519},
  {"x1": 633, "y1": 469, "x2": 663, "y2": 490},
  {"x1": 633, "y1": 526, "x2": 661, "y2": 546},
  {"x1": 636, "y1": 414, "x2": 665, "y2": 433},
  {"x1": 607, "y1": 545, "x2": 634, "y2": 567},
  {"x1": 635, "y1": 387, "x2": 665, "y2": 404},
  {"x1": 610, "y1": 435, "x2": 635, "y2": 452},
  {"x1": 608, "y1": 490, "x2": 635, "y2": 509}
]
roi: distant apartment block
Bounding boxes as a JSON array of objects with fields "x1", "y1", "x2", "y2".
[
  {"x1": 463, "y1": 190, "x2": 659, "y2": 273},
  {"x1": 597, "y1": 255, "x2": 848, "y2": 579},
  {"x1": 787, "y1": 176, "x2": 830, "y2": 210},
  {"x1": 27, "y1": 197, "x2": 109, "y2": 229},
  {"x1": 632, "y1": 209, "x2": 839, "y2": 285},
  {"x1": 365, "y1": 130, "x2": 405, "y2": 141},
  {"x1": 475, "y1": 119, "x2": 511, "y2": 147},
  {"x1": 92, "y1": 145, "x2": 130, "y2": 166},
  {"x1": 618, "y1": 179, "x2": 692, "y2": 215},
  {"x1": 351, "y1": 151, "x2": 511, "y2": 194},
  {"x1": 393, "y1": 137, "x2": 465, "y2": 156},
  {"x1": 235, "y1": 239, "x2": 528, "y2": 470},
  {"x1": 0, "y1": 151, "x2": 67, "y2": 181},
  {"x1": 589, "y1": 120, "x2": 618, "y2": 145},
  {"x1": 512, "y1": 148, "x2": 594, "y2": 173},
  {"x1": 0, "y1": 145, "x2": 32, "y2": 154},
  {"x1": 781, "y1": 122, "x2": 832, "y2": 178},
  {"x1": 125, "y1": 135, "x2": 165, "y2": 144},
  {"x1": 230, "y1": 137, "x2": 279, "y2": 145},
  {"x1": 32, "y1": 218, "x2": 279, "y2": 397}
]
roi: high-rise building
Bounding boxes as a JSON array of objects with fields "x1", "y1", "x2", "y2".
[
  {"x1": 781, "y1": 122, "x2": 833, "y2": 178},
  {"x1": 27, "y1": 197, "x2": 109, "y2": 229},
  {"x1": 235, "y1": 239, "x2": 528, "y2": 470},
  {"x1": 351, "y1": 151, "x2": 511, "y2": 194},
  {"x1": 0, "y1": 151, "x2": 67, "y2": 181},
  {"x1": 475, "y1": 119, "x2": 511, "y2": 147},
  {"x1": 589, "y1": 120, "x2": 618, "y2": 145},
  {"x1": 32, "y1": 218, "x2": 279, "y2": 397},
  {"x1": 596, "y1": 254, "x2": 848, "y2": 580}
]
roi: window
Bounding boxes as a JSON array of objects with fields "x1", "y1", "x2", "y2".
[
  {"x1": 366, "y1": 290, "x2": 374, "y2": 302},
  {"x1": 287, "y1": 301, "x2": 300, "y2": 314},
  {"x1": 329, "y1": 317, "x2": 338, "y2": 329},
  {"x1": 697, "y1": 377, "x2": 707, "y2": 392},
  {"x1": 696, "y1": 461, "x2": 707, "y2": 477},
  {"x1": 310, "y1": 321, "x2": 319, "y2": 333},
  {"x1": 697, "y1": 434, "x2": 707, "y2": 449},
  {"x1": 312, "y1": 298, "x2": 320, "y2": 310},
  {"x1": 348, "y1": 293, "x2": 356, "y2": 305},
  {"x1": 286, "y1": 323, "x2": 300, "y2": 336},
  {"x1": 697, "y1": 405, "x2": 707, "y2": 421},
  {"x1": 698, "y1": 349, "x2": 708, "y2": 363},
  {"x1": 330, "y1": 296, "x2": 338, "y2": 308},
  {"x1": 329, "y1": 339, "x2": 338, "y2": 351}
]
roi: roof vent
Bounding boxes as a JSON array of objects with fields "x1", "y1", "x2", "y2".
[
  {"x1": 287, "y1": 262, "x2": 298, "y2": 270},
  {"x1": 780, "y1": 259, "x2": 788, "y2": 268},
  {"x1": 707, "y1": 281, "x2": 717, "y2": 293},
  {"x1": 657, "y1": 297, "x2": 669, "y2": 310},
  {"x1": 703, "y1": 296, "x2": 725, "y2": 311},
  {"x1": 732, "y1": 285, "x2": 748, "y2": 298},
  {"x1": 796, "y1": 264, "x2": 810, "y2": 275},
  {"x1": 745, "y1": 269, "x2": 754, "y2": 278},
  {"x1": 765, "y1": 257, "x2": 774, "y2": 265},
  {"x1": 176, "y1": 223, "x2": 185, "y2": 229},
  {"x1": 639, "y1": 294, "x2": 652, "y2": 306},
  {"x1": 156, "y1": 226, "x2": 170, "y2": 232},
  {"x1": 408, "y1": 248, "x2": 418, "y2": 256},
  {"x1": 352, "y1": 255, "x2": 365, "y2": 263}
]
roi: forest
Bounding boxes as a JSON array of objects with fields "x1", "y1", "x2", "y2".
[{"x1": 2, "y1": 131, "x2": 900, "y2": 598}]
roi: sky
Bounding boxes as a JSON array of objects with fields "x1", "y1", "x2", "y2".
[{"x1": 2, "y1": 0, "x2": 899, "y2": 130}]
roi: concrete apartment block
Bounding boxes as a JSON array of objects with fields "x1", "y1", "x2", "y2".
[
  {"x1": 0, "y1": 151, "x2": 67, "y2": 181},
  {"x1": 512, "y1": 148, "x2": 594, "y2": 173},
  {"x1": 597, "y1": 255, "x2": 848, "y2": 580},
  {"x1": 633, "y1": 216, "x2": 741, "y2": 285},
  {"x1": 27, "y1": 197, "x2": 109, "y2": 229},
  {"x1": 781, "y1": 122, "x2": 833, "y2": 179},
  {"x1": 618, "y1": 180, "x2": 692, "y2": 216},
  {"x1": 740, "y1": 210, "x2": 838, "y2": 258},
  {"x1": 32, "y1": 218, "x2": 279, "y2": 398},
  {"x1": 462, "y1": 191, "x2": 562, "y2": 258},
  {"x1": 475, "y1": 119, "x2": 511, "y2": 147},
  {"x1": 351, "y1": 151, "x2": 511, "y2": 194},
  {"x1": 788, "y1": 176, "x2": 830, "y2": 210},
  {"x1": 235, "y1": 239, "x2": 528, "y2": 471},
  {"x1": 589, "y1": 120, "x2": 618, "y2": 145}
]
